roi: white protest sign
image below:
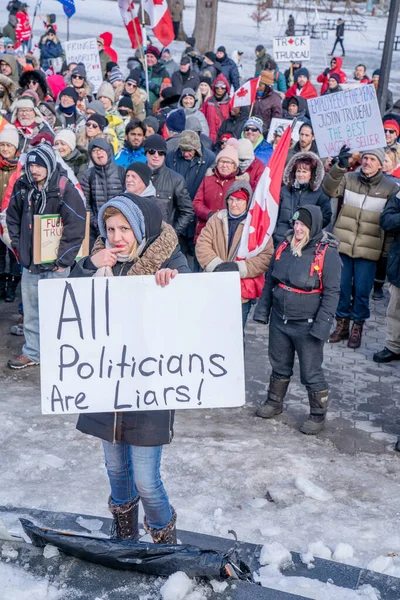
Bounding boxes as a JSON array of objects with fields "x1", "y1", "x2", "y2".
[
  {"x1": 273, "y1": 36, "x2": 311, "y2": 62},
  {"x1": 64, "y1": 38, "x2": 102, "y2": 94},
  {"x1": 267, "y1": 118, "x2": 302, "y2": 143},
  {"x1": 39, "y1": 274, "x2": 246, "y2": 415},
  {"x1": 307, "y1": 84, "x2": 386, "y2": 158}
]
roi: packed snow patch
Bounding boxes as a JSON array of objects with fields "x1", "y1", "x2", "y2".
[
  {"x1": 0, "y1": 562, "x2": 62, "y2": 599},
  {"x1": 367, "y1": 555, "x2": 394, "y2": 574},
  {"x1": 295, "y1": 476, "x2": 333, "y2": 501},
  {"x1": 307, "y1": 540, "x2": 332, "y2": 560},
  {"x1": 160, "y1": 571, "x2": 194, "y2": 600},
  {"x1": 1, "y1": 542, "x2": 18, "y2": 560},
  {"x1": 333, "y1": 543, "x2": 355, "y2": 561},
  {"x1": 210, "y1": 580, "x2": 228, "y2": 593},
  {"x1": 259, "y1": 542, "x2": 293, "y2": 570},
  {"x1": 43, "y1": 544, "x2": 60, "y2": 559}
]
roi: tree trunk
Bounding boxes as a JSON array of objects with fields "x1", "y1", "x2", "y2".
[{"x1": 193, "y1": 0, "x2": 219, "y2": 54}]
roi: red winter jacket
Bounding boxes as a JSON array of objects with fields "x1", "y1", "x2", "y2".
[
  {"x1": 246, "y1": 157, "x2": 265, "y2": 190},
  {"x1": 100, "y1": 32, "x2": 118, "y2": 64},
  {"x1": 317, "y1": 57, "x2": 347, "y2": 95},
  {"x1": 200, "y1": 74, "x2": 231, "y2": 143},
  {"x1": 15, "y1": 11, "x2": 31, "y2": 43},
  {"x1": 285, "y1": 80, "x2": 318, "y2": 100},
  {"x1": 193, "y1": 167, "x2": 239, "y2": 240}
]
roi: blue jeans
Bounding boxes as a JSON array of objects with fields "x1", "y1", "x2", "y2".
[
  {"x1": 102, "y1": 441, "x2": 172, "y2": 530},
  {"x1": 242, "y1": 300, "x2": 252, "y2": 330},
  {"x1": 336, "y1": 254, "x2": 376, "y2": 322},
  {"x1": 21, "y1": 267, "x2": 70, "y2": 361}
]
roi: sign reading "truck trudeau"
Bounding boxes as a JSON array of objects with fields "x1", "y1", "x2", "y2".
[{"x1": 273, "y1": 36, "x2": 311, "y2": 62}]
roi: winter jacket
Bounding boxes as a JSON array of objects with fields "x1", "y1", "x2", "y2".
[
  {"x1": 99, "y1": 49, "x2": 112, "y2": 78},
  {"x1": 254, "y1": 205, "x2": 342, "y2": 342},
  {"x1": 196, "y1": 207, "x2": 274, "y2": 302},
  {"x1": 63, "y1": 148, "x2": 89, "y2": 183},
  {"x1": 14, "y1": 121, "x2": 54, "y2": 154},
  {"x1": 193, "y1": 167, "x2": 241, "y2": 240},
  {"x1": 81, "y1": 139, "x2": 126, "y2": 240},
  {"x1": 115, "y1": 144, "x2": 146, "y2": 167},
  {"x1": 165, "y1": 145, "x2": 215, "y2": 200},
  {"x1": 200, "y1": 74, "x2": 232, "y2": 143},
  {"x1": 0, "y1": 160, "x2": 18, "y2": 210},
  {"x1": 255, "y1": 48, "x2": 272, "y2": 77},
  {"x1": 273, "y1": 152, "x2": 332, "y2": 246},
  {"x1": 200, "y1": 61, "x2": 221, "y2": 82},
  {"x1": 286, "y1": 139, "x2": 319, "y2": 163},
  {"x1": 286, "y1": 80, "x2": 318, "y2": 100},
  {"x1": 145, "y1": 62, "x2": 172, "y2": 106},
  {"x1": 150, "y1": 163, "x2": 194, "y2": 235},
  {"x1": 72, "y1": 214, "x2": 190, "y2": 447},
  {"x1": 171, "y1": 69, "x2": 200, "y2": 95},
  {"x1": 105, "y1": 109, "x2": 125, "y2": 147},
  {"x1": 282, "y1": 96, "x2": 308, "y2": 121},
  {"x1": 336, "y1": 22, "x2": 345, "y2": 38},
  {"x1": 253, "y1": 136, "x2": 273, "y2": 166},
  {"x1": 322, "y1": 85, "x2": 342, "y2": 96},
  {"x1": 99, "y1": 32, "x2": 118, "y2": 63},
  {"x1": 15, "y1": 10, "x2": 31, "y2": 44},
  {"x1": 245, "y1": 157, "x2": 265, "y2": 190},
  {"x1": 179, "y1": 88, "x2": 209, "y2": 136},
  {"x1": 6, "y1": 164, "x2": 86, "y2": 274},
  {"x1": 3, "y1": 23, "x2": 16, "y2": 44},
  {"x1": 272, "y1": 70, "x2": 287, "y2": 94},
  {"x1": 162, "y1": 57, "x2": 179, "y2": 78},
  {"x1": 322, "y1": 163, "x2": 399, "y2": 262},
  {"x1": 253, "y1": 88, "x2": 283, "y2": 134},
  {"x1": 55, "y1": 108, "x2": 86, "y2": 135},
  {"x1": 216, "y1": 55, "x2": 240, "y2": 91},
  {"x1": 216, "y1": 106, "x2": 250, "y2": 144},
  {"x1": 317, "y1": 58, "x2": 347, "y2": 95},
  {"x1": 39, "y1": 39, "x2": 63, "y2": 71},
  {"x1": 1, "y1": 54, "x2": 18, "y2": 84},
  {"x1": 170, "y1": 4, "x2": 183, "y2": 21},
  {"x1": 380, "y1": 192, "x2": 400, "y2": 288}
]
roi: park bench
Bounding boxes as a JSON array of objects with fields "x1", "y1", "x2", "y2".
[{"x1": 378, "y1": 35, "x2": 400, "y2": 51}]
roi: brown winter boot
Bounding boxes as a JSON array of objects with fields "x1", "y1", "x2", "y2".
[
  {"x1": 256, "y1": 376, "x2": 290, "y2": 419},
  {"x1": 348, "y1": 322, "x2": 364, "y2": 349},
  {"x1": 108, "y1": 496, "x2": 140, "y2": 540},
  {"x1": 144, "y1": 507, "x2": 177, "y2": 544},
  {"x1": 299, "y1": 390, "x2": 328, "y2": 435},
  {"x1": 329, "y1": 317, "x2": 350, "y2": 343}
]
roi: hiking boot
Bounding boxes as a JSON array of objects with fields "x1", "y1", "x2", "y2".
[
  {"x1": 5, "y1": 275, "x2": 20, "y2": 303},
  {"x1": 348, "y1": 322, "x2": 363, "y2": 349},
  {"x1": 10, "y1": 316, "x2": 24, "y2": 336},
  {"x1": 299, "y1": 390, "x2": 328, "y2": 435},
  {"x1": 144, "y1": 507, "x2": 177, "y2": 544},
  {"x1": 7, "y1": 354, "x2": 40, "y2": 369},
  {"x1": 372, "y1": 288, "x2": 384, "y2": 300},
  {"x1": 329, "y1": 317, "x2": 349, "y2": 343},
  {"x1": 256, "y1": 376, "x2": 290, "y2": 419},
  {"x1": 108, "y1": 496, "x2": 139, "y2": 540},
  {"x1": 373, "y1": 347, "x2": 400, "y2": 363}
]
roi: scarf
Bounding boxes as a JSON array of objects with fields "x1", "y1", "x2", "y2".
[
  {"x1": 15, "y1": 120, "x2": 35, "y2": 137},
  {"x1": 59, "y1": 104, "x2": 76, "y2": 116},
  {"x1": 0, "y1": 153, "x2": 19, "y2": 171}
]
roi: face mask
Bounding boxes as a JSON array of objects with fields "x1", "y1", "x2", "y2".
[
  {"x1": 239, "y1": 158, "x2": 252, "y2": 172},
  {"x1": 256, "y1": 90, "x2": 264, "y2": 98},
  {"x1": 119, "y1": 109, "x2": 129, "y2": 117},
  {"x1": 60, "y1": 104, "x2": 76, "y2": 115},
  {"x1": 0, "y1": 91, "x2": 4, "y2": 98}
]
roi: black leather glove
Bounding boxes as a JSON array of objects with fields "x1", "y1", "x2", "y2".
[
  {"x1": 213, "y1": 262, "x2": 239, "y2": 273},
  {"x1": 323, "y1": 67, "x2": 330, "y2": 76},
  {"x1": 337, "y1": 145, "x2": 352, "y2": 169}
]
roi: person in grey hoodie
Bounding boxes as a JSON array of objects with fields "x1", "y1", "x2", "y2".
[{"x1": 178, "y1": 87, "x2": 209, "y2": 136}]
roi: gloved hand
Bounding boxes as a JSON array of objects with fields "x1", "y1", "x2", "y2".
[
  {"x1": 148, "y1": 81, "x2": 159, "y2": 94},
  {"x1": 213, "y1": 262, "x2": 239, "y2": 273},
  {"x1": 323, "y1": 67, "x2": 330, "y2": 76},
  {"x1": 337, "y1": 145, "x2": 352, "y2": 169}
]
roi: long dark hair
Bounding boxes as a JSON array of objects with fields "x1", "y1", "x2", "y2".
[{"x1": 287, "y1": 155, "x2": 318, "y2": 190}]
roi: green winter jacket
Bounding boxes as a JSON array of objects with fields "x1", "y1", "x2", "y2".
[{"x1": 322, "y1": 163, "x2": 399, "y2": 261}]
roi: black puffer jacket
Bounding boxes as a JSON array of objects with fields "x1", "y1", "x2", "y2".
[
  {"x1": 151, "y1": 163, "x2": 194, "y2": 235},
  {"x1": 6, "y1": 164, "x2": 86, "y2": 274},
  {"x1": 171, "y1": 68, "x2": 201, "y2": 95},
  {"x1": 72, "y1": 194, "x2": 190, "y2": 446},
  {"x1": 216, "y1": 106, "x2": 250, "y2": 145},
  {"x1": 165, "y1": 144, "x2": 215, "y2": 200},
  {"x1": 81, "y1": 139, "x2": 125, "y2": 240},
  {"x1": 255, "y1": 205, "x2": 341, "y2": 341},
  {"x1": 380, "y1": 192, "x2": 400, "y2": 288},
  {"x1": 273, "y1": 151, "x2": 332, "y2": 246}
]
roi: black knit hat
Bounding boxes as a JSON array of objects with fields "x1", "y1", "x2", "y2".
[
  {"x1": 204, "y1": 51, "x2": 216, "y2": 62},
  {"x1": 118, "y1": 96, "x2": 133, "y2": 110},
  {"x1": 180, "y1": 56, "x2": 191, "y2": 65},
  {"x1": 126, "y1": 162, "x2": 152, "y2": 187},
  {"x1": 106, "y1": 61, "x2": 119, "y2": 72},
  {"x1": 255, "y1": 44, "x2": 264, "y2": 52},
  {"x1": 292, "y1": 207, "x2": 312, "y2": 230},
  {"x1": 217, "y1": 46, "x2": 226, "y2": 53},
  {"x1": 87, "y1": 113, "x2": 108, "y2": 131},
  {"x1": 144, "y1": 134, "x2": 167, "y2": 154},
  {"x1": 59, "y1": 87, "x2": 79, "y2": 103},
  {"x1": 186, "y1": 36, "x2": 195, "y2": 47},
  {"x1": 200, "y1": 75, "x2": 212, "y2": 87}
]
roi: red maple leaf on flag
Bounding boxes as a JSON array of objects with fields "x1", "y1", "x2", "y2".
[
  {"x1": 288, "y1": 38, "x2": 294, "y2": 44},
  {"x1": 237, "y1": 88, "x2": 248, "y2": 98}
]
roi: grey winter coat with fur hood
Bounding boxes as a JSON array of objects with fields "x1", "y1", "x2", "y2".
[
  {"x1": 273, "y1": 151, "x2": 332, "y2": 247},
  {"x1": 179, "y1": 87, "x2": 210, "y2": 136}
]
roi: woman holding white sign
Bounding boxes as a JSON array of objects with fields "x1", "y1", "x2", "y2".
[{"x1": 71, "y1": 194, "x2": 190, "y2": 543}]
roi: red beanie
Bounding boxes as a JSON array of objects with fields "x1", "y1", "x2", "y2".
[{"x1": 383, "y1": 119, "x2": 400, "y2": 136}]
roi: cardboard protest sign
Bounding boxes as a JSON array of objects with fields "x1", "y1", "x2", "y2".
[
  {"x1": 64, "y1": 38, "x2": 102, "y2": 93},
  {"x1": 39, "y1": 274, "x2": 246, "y2": 415},
  {"x1": 267, "y1": 118, "x2": 302, "y2": 143},
  {"x1": 33, "y1": 213, "x2": 90, "y2": 265},
  {"x1": 273, "y1": 36, "x2": 310, "y2": 62},
  {"x1": 307, "y1": 84, "x2": 386, "y2": 158}
]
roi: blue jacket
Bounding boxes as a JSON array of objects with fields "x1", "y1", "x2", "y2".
[
  {"x1": 254, "y1": 139, "x2": 273, "y2": 166},
  {"x1": 216, "y1": 56, "x2": 240, "y2": 91},
  {"x1": 380, "y1": 192, "x2": 400, "y2": 288},
  {"x1": 39, "y1": 40, "x2": 63, "y2": 71},
  {"x1": 114, "y1": 145, "x2": 146, "y2": 168},
  {"x1": 273, "y1": 70, "x2": 287, "y2": 93}
]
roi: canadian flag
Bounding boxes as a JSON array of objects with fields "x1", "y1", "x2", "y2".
[
  {"x1": 237, "y1": 124, "x2": 292, "y2": 260},
  {"x1": 230, "y1": 77, "x2": 260, "y2": 109},
  {"x1": 142, "y1": 0, "x2": 174, "y2": 47},
  {"x1": 118, "y1": 0, "x2": 143, "y2": 49}
]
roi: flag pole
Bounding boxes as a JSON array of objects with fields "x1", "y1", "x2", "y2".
[
  {"x1": 249, "y1": 101, "x2": 254, "y2": 117},
  {"x1": 67, "y1": 16, "x2": 70, "y2": 41},
  {"x1": 28, "y1": 0, "x2": 42, "y2": 52},
  {"x1": 140, "y1": 4, "x2": 150, "y2": 102}
]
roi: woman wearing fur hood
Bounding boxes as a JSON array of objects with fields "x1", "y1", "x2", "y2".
[{"x1": 273, "y1": 151, "x2": 332, "y2": 247}]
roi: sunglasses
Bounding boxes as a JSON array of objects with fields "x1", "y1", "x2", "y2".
[
  {"x1": 384, "y1": 129, "x2": 397, "y2": 135},
  {"x1": 215, "y1": 85, "x2": 227, "y2": 90},
  {"x1": 146, "y1": 149, "x2": 166, "y2": 156},
  {"x1": 86, "y1": 122, "x2": 99, "y2": 129},
  {"x1": 6, "y1": 45, "x2": 14, "y2": 49},
  {"x1": 245, "y1": 127, "x2": 259, "y2": 133},
  {"x1": 72, "y1": 75, "x2": 84, "y2": 80},
  {"x1": 126, "y1": 81, "x2": 137, "y2": 86}
]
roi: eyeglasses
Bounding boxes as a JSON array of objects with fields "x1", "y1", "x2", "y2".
[
  {"x1": 18, "y1": 108, "x2": 34, "y2": 114},
  {"x1": 227, "y1": 198, "x2": 246, "y2": 205},
  {"x1": 6, "y1": 45, "x2": 14, "y2": 49},
  {"x1": 72, "y1": 75, "x2": 84, "y2": 80},
  {"x1": 244, "y1": 127, "x2": 259, "y2": 133},
  {"x1": 146, "y1": 149, "x2": 166, "y2": 156},
  {"x1": 86, "y1": 122, "x2": 99, "y2": 129},
  {"x1": 384, "y1": 129, "x2": 397, "y2": 135},
  {"x1": 218, "y1": 159, "x2": 234, "y2": 166}
]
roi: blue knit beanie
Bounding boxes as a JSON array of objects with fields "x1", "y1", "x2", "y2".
[
  {"x1": 295, "y1": 67, "x2": 309, "y2": 81},
  {"x1": 98, "y1": 196, "x2": 146, "y2": 244},
  {"x1": 244, "y1": 116, "x2": 264, "y2": 133},
  {"x1": 166, "y1": 108, "x2": 186, "y2": 133}
]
